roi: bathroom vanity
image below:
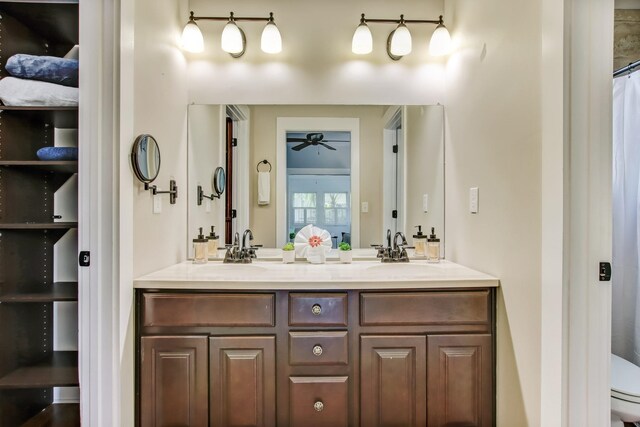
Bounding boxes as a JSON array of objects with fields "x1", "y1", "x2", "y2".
[{"x1": 134, "y1": 260, "x2": 498, "y2": 427}]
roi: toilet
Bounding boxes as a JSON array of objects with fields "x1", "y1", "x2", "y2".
[{"x1": 611, "y1": 353, "x2": 640, "y2": 426}]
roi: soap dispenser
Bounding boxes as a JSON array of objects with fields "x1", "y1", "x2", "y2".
[
  {"x1": 427, "y1": 227, "x2": 441, "y2": 263},
  {"x1": 413, "y1": 225, "x2": 428, "y2": 258},
  {"x1": 193, "y1": 227, "x2": 208, "y2": 264},
  {"x1": 207, "y1": 226, "x2": 220, "y2": 259}
]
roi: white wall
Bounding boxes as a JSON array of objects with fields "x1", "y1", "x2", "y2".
[
  {"x1": 187, "y1": 0, "x2": 445, "y2": 105},
  {"x1": 444, "y1": 0, "x2": 542, "y2": 425},
  {"x1": 132, "y1": 0, "x2": 189, "y2": 277}
]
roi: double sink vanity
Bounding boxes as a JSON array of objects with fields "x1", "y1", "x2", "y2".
[{"x1": 134, "y1": 255, "x2": 498, "y2": 427}]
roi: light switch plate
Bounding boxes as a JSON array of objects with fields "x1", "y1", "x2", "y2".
[
  {"x1": 361, "y1": 202, "x2": 369, "y2": 213},
  {"x1": 470, "y1": 187, "x2": 479, "y2": 214},
  {"x1": 423, "y1": 194, "x2": 429, "y2": 213},
  {"x1": 153, "y1": 195, "x2": 162, "y2": 214},
  {"x1": 205, "y1": 199, "x2": 212, "y2": 213}
]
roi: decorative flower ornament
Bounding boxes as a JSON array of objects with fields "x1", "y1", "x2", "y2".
[{"x1": 294, "y1": 224, "x2": 332, "y2": 263}]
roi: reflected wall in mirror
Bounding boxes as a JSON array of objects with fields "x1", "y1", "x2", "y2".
[{"x1": 187, "y1": 104, "x2": 444, "y2": 256}]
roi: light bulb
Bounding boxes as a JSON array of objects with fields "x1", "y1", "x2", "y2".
[
  {"x1": 261, "y1": 20, "x2": 282, "y2": 54},
  {"x1": 221, "y1": 20, "x2": 244, "y2": 54},
  {"x1": 429, "y1": 23, "x2": 452, "y2": 56},
  {"x1": 390, "y1": 23, "x2": 412, "y2": 56},
  {"x1": 181, "y1": 20, "x2": 204, "y2": 53},
  {"x1": 352, "y1": 22, "x2": 373, "y2": 55}
]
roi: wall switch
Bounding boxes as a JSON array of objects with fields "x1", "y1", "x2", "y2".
[
  {"x1": 422, "y1": 194, "x2": 429, "y2": 213},
  {"x1": 153, "y1": 195, "x2": 162, "y2": 214},
  {"x1": 361, "y1": 202, "x2": 369, "y2": 213},
  {"x1": 470, "y1": 187, "x2": 479, "y2": 214},
  {"x1": 205, "y1": 199, "x2": 212, "y2": 213}
]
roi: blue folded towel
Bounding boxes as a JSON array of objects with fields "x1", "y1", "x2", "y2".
[
  {"x1": 36, "y1": 147, "x2": 78, "y2": 161},
  {"x1": 6, "y1": 54, "x2": 78, "y2": 87}
]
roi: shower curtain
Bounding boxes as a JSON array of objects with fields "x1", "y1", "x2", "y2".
[{"x1": 612, "y1": 71, "x2": 640, "y2": 365}]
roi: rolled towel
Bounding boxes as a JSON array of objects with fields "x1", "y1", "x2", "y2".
[
  {"x1": 258, "y1": 171, "x2": 270, "y2": 205},
  {"x1": 37, "y1": 147, "x2": 78, "y2": 161},
  {"x1": 6, "y1": 54, "x2": 78, "y2": 87},
  {"x1": 0, "y1": 77, "x2": 78, "y2": 107}
]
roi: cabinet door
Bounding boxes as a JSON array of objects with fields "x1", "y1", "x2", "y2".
[
  {"x1": 210, "y1": 336, "x2": 276, "y2": 427},
  {"x1": 140, "y1": 336, "x2": 209, "y2": 427},
  {"x1": 360, "y1": 335, "x2": 427, "y2": 427},
  {"x1": 427, "y1": 334, "x2": 493, "y2": 427}
]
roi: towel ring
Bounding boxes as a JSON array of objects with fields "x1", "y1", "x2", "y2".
[{"x1": 257, "y1": 159, "x2": 272, "y2": 173}]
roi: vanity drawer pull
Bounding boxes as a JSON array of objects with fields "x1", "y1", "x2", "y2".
[
  {"x1": 289, "y1": 293, "x2": 347, "y2": 326},
  {"x1": 314, "y1": 401, "x2": 324, "y2": 412},
  {"x1": 312, "y1": 345, "x2": 323, "y2": 356}
]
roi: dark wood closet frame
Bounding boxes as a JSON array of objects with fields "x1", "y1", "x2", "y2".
[
  {"x1": 225, "y1": 117, "x2": 234, "y2": 244},
  {"x1": 0, "y1": 2, "x2": 80, "y2": 425}
]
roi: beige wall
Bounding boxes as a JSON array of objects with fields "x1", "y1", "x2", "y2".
[
  {"x1": 248, "y1": 105, "x2": 385, "y2": 247},
  {"x1": 132, "y1": 0, "x2": 189, "y2": 277},
  {"x1": 444, "y1": 0, "x2": 542, "y2": 425}
]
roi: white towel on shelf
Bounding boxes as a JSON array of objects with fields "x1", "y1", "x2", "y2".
[
  {"x1": 0, "y1": 76, "x2": 78, "y2": 107},
  {"x1": 258, "y1": 171, "x2": 270, "y2": 205}
]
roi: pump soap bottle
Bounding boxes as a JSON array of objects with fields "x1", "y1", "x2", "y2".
[
  {"x1": 193, "y1": 227, "x2": 208, "y2": 264},
  {"x1": 427, "y1": 227, "x2": 441, "y2": 263},
  {"x1": 208, "y1": 226, "x2": 220, "y2": 259},
  {"x1": 413, "y1": 225, "x2": 428, "y2": 258}
]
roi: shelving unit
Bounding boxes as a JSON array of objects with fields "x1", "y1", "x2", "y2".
[{"x1": 0, "y1": 0, "x2": 80, "y2": 424}]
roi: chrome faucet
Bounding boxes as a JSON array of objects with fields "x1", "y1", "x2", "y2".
[
  {"x1": 224, "y1": 229, "x2": 260, "y2": 263},
  {"x1": 373, "y1": 229, "x2": 411, "y2": 263}
]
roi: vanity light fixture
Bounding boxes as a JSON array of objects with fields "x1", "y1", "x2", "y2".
[
  {"x1": 181, "y1": 11, "x2": 282, "y2": 57},
  {"x1": 352, "y1": 13, "x2": 452, "y2": 60}
]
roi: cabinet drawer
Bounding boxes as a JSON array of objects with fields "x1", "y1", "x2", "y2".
[
  {"x1": 289, "y1": 331, "x2": 348, "y2": 365},
  {"x1": 289, "y1": 293, "x2": 348, "y2": 326},
  {"x1": 142, "y1": 293, "x2": 275, "y2": 327},
  {"x1": 289, "y1": 376, "x2": 348, "y2": 427},
  {"x1": 360, "y1": 290, "x2": 490, "y2": 326}
]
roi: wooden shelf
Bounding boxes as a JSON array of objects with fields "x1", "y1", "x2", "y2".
[
  {"x1": 0, "y1": 106, "x2": 77, "y2": 112},
  {"x1": 0, "y1": 351, "x2": 78, "y2": 389},
  {"x1": 0, "y1": 161, "x2": 77, "y2": 174},
  {"x1": 0, "y1": 107, "x2": 78, "y2": 129},
  {"x1": 21, "y1": 403, "x2": 80, "y2": 427},
  {"x1": 0, "y1": 222, "x2": 77, "y2": 230},
  {"x1": 0, "y1": 282, "x2": 77, "y2": 303}
]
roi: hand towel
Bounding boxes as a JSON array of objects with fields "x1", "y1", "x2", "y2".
[{"x1": 258, "y1": 171, "x2": 270, "y2": 205}]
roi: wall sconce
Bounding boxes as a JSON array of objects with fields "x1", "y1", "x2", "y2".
[
  {"x1": 181, "y1": 11, "x2": 282, "y2": 57},
  {"x1": 351, "y1": 13, "x2": 451, "y2": 60}
]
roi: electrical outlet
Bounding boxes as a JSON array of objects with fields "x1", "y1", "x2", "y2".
[
  {"x1": 361, "y1": 202, "x2": 369, "y2": 213},
  {"x1": 470, "y1": 187, "x2": 479, "y2": 214},
  {"x1": 153, "y1": 195, "x2": 162, "y2": 214},
  {"x1": 205, "y1": 199, "x2": 212, "y2": 213},
  {"x1": 423, "y1": 194, "x2": 429, "y2": 213}
]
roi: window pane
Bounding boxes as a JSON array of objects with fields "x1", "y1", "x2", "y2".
[
  {"x1": 293, "y1": 193, "x2": 316, "y2": 208},
  {"x1": 294, "y1": 208, "x2": 305, "y2": 224},
  {"x1": 325, "y1": 208, "x2": 336, "y2": 225},
  {"x1": 336, "y1": 208, "x2": 348, "y2": 224},
  {"x1": 324, "y1": 193, "x2": 348, "y2": 208},
  {"x1": 306, "y1": 209, "x2": 316, "y2": 223}
]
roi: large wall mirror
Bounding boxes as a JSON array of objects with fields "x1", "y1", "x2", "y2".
[{"x1": 187, "y1": 104, "x2": 444, "y2": 255}]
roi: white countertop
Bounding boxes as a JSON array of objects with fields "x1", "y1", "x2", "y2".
[{"x1": 134, "y1": 259, "x2": 499, "y2": 290}]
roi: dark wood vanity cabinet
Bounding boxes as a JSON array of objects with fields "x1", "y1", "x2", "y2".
[{"x1": 137, "y1": 288, "x2": 495, "y2": 427}]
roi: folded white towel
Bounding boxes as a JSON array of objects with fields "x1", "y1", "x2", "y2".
[
  {"x1": 258, "y1": 171, "x2": 270, "y2": 205},
  {"x1": 0, "y1": 76, "x2": 78, "y2": 107}
]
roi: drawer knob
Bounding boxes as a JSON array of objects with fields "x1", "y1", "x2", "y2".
[
  {"x1": 312, "y1": 345, "x2": 323, "y2": 356},
  {"x1": 311, "y1": 304, "x2": 322, "y2": 316},
  {"x1": 314, "y1": 401, "x2": 324, "y2": 412}
]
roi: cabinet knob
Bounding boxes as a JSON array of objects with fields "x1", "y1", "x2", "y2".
[
  {"x1": 312, "y1": 345, "x2": 323, "y2": 356},
  {"x1": 311, "y1": 304, "x2": 322, "y2": 316},
  {"x1": 314, "y1": 401, "x2": 324, "y2": 412}
]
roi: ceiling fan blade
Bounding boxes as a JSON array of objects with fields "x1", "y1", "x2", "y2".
[
  {"x1": 321, "y1": 140, "x2": 351, "y2": 143},
  {"x1": 287, "y1": 137, "x2": 309, "y2": 143},
  {"x1": 318, "y1": 142, "x2": 337, "y2": 151},
  {"x1": 291, "y1": 142, "x2": 312, "y2": 151}
]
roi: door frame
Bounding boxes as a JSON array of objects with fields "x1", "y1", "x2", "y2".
[{"x1": 276, "y1": 117, "x2": 360, "y2": 248}]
